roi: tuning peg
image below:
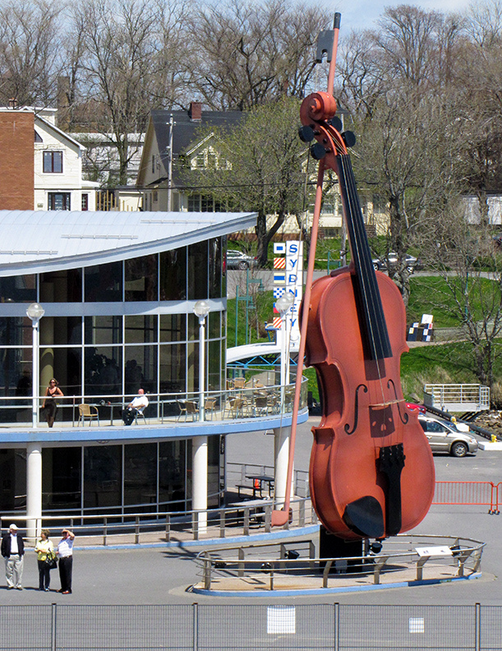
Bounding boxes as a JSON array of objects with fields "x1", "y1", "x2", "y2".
[
  {"x1": 329, "y1": 116, "x2": 343, "y2": 131},
  {"x1": 342, "y1": 131, "x2": 356, "y2": 147},
  {"x1": 298, "y1": 125, "x2": 315, "y2": 142},
  {"x1": 310, "y1": 143, "x2": 326, "y2": 160}
]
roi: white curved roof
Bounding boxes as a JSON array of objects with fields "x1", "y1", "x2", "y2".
[{"x1": 0, "y1": 210, "x2": 257, "y2": 276}]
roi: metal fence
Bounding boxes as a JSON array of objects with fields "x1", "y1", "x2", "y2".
[
  {"x1": 1, "y1": 602, "x2": 501, "y2": 650},
  {"x1": 0, "y1": 377, "x2": 308, "y2": 427}
]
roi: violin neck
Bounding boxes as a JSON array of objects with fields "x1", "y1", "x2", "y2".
[{"x1": 336, "y1": 154, "x2": 392, "y2": 361}]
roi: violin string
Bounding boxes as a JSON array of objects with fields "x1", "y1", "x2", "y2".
[{"x1": 338, "y1": 152, "x2": 390, "y2": 445}]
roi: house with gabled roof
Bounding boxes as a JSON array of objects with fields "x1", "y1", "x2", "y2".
[{"x1": 137, "y1": 102, "x2": 242, "y2": 213}]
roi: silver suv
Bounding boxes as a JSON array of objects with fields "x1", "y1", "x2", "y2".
[{"x1": 418, "y1": 415, "x2": 478, "y2": 457}]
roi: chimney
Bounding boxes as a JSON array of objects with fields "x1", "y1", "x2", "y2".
[
  {"x1": 8, "y1": 98, "x2": 17, "y2": 109},
  {"x1": 189, "y1": 102, "x2": 202, "y2": 121}
]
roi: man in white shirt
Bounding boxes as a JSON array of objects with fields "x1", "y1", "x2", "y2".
[
  {"x1": 122, "y1": 388, "x2": 149, "y2": 425},
  {"x1": 56, "y1": 529, "x2": 75, "y2": 594},
  {"x1": 1, "y1": 524, "x2": 25, "y2": 589}
]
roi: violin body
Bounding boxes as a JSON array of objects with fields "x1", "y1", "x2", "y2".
[{"x1": 307, "y1": 265, "x2": 435, "y2": 540}]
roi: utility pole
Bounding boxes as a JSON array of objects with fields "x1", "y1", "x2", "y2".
[{"x1": 167, "y1": 114, "x2": 175, "y2": 212}]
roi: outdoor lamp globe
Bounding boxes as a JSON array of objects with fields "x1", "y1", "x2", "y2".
[
  {"x1": 193, "y1": 300, "x2": 210, "y2": 319},
  {"x1": 276, "y1": 294, "x2": 294, "y2": 316},
  {"x1": 26, "y1": 303, "x2": 45, "y2": 321}
]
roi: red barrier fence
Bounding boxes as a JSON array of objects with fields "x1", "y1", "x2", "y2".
[{"x1": 433, "y1": 481, "x2": 500, "y2": 513}]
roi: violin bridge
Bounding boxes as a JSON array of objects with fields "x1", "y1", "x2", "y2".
[{"x1": 368, "y1": 399, "x2": 401, "y2": 410}]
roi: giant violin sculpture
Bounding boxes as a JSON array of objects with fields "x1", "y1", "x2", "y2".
[{"x1": 271, "y1": 13, "x2": 435, "y2": 540}]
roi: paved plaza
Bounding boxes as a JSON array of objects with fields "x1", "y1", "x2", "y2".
[{"x1": 1, "y1": 417, "x2": 502, "y2": 606}]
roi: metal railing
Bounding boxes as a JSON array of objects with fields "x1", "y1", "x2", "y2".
[
  {"x1": 193, "y1": 534, "x2": 484, "y2": 593},
  {"x1": 0, "y1": 377, "x2": 308, "y2": 428},
  {"x1": 0, "y1": 496, "x2": 318, "y2": 545},
  {"x1": 4, "y1": 602, "x2": 502, "y2": 650},
  {"x1": 424, "y1": 383, "x2": 490, "y2": 412},
  {"x1": 227, "y1": 462, "x2": 310, "y2": 499}
]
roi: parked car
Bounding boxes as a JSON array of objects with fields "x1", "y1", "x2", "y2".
[
  {"x1": 406, "y1": 402, "x2": 426, "y2": 414},
  {"x1": 417, "y1": 414, "x2": 478, "y2": 457},
  {"x1": 226, "y1": 250, "x2": 258, "y2": 270},
  {"x1": 372, "y1": 252, "x2": 420, "y2": 273}
]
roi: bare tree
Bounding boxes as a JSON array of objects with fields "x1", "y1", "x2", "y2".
[
  {"x1": 0, "y1": 0, "x2": 64, "y2": 106},
  {"x1": 189, "y1": 0, "x2": 330, "y2": 110},
  {"x1": 418, "y1": 203, "x2": 502, "y2": 388},
  {"x1": 67, "y1": 0, "x2": 190, "y2": 186},
  {"x1": 338, "y1": 6, "x2": 465, "y2": 304}
]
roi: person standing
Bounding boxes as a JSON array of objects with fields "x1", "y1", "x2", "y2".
[
  {"x1": 34, "y1": 529, "x2": 54, "y2": 591},
  {"x1": 56, "y1": 529, "x2": 75, "y2": 594},
  {"x1": 43, "y1": 378, "x2": 64, "y2": 428},
  {"x1": 1, "y1": 524, "x2": 24, "y2": 589}
]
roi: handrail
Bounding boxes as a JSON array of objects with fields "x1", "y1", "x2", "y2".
[
  {"x1": 0, "y1": 377, "x2": 309, "y2": 427},
  {"x1": 1, "y1": 495, "x2": 318, "y2": 545},
  {"x1": 193, "y1": 534, "x2": 485, "y2": 592}
]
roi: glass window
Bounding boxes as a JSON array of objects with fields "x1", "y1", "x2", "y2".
[
  {"x1": 187, "y1": 242, "x2": 207, "y2": 299},
  {"x1": 208, "y1": 339, "x2": 221, "y2": 391},
  {"x1": 43, "y1": 151, "x2": 63, "y2": 173},
  {"x1": 0, "y1": 275, "x2": 36, "y2": 303},
  {"x1": 48, "y1": 192, "x2": 70, "y2": 210},
  {"x1": 85, "y1": 262, "x2": 122, "y2": 302},
  {"x1": 0, "y1": 449, "x2": 26, "y2": 511},
  {"x1": 159, "y1": 440, "x2": 186, "y2": 511},
  {"x1": 85, "y1": 316, "x2": 122, "y2": 345},
  {"x1": 85, "y1": 347, "x2": 122, "y2": 397},
  {"x1": 0, "y1": 317, "x2": 31, "y2": 346},
  {"x1": 159, "y1": 248, "x2": 186, "y2": 300},
  {"x1": 44, "y1": 347, "x2": 82, "y2": 400},
  {"x1": 42, "y1": 447, "x2": 81, "y2": 511},
  {"x1": 160, "y1": 314, "x2": 186, "y2": 342},
  {"x1": 125, "y1": 255, "x2": 158, "y2": 301},
  {"x1": 0, "y1": 348, "x2": 32, "y2": 410},
  {"x1": 84, "y1": 446, "x2": 122, "y2": 510},
  {"x1": 208, "y1": 311, "x2": 221, "y2": 340},
  {"x1": 124, "y1": 443, "x2": 156, "y2": 508},
  {"x1": 208, "y1": 238, "x2": 222, "y2": 298},
  {"x1": 40, "y1": 317, "x2": 81, "y2": 346},
  {"x1": 125, "y1": 347, "x2": 157, "y2": 396},
  {"x1": 125, "y1": 316, "x2": 157, "y2": 344},
  {"x1": 207, "y1": 435, "x2": 221, "y2": 508},
  {"x1": 159, "y1": 343, "x2": 186, "y2": 394},
  {"x1": 40, "y1": 269, "x2": 82, "y2": 302},
  {"x1": 81, "y1": 194, "x2": 89, "y2": 211}
]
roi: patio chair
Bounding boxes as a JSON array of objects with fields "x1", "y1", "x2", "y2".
[
  {"x1": 185, "y1": 400, "x2": 199, "y2": 421},
  {"x1": 78, "y1": 404, "x2": 100, "y2": 427}
]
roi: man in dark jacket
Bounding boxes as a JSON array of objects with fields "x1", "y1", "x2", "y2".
[{"x1": 1, "y1": 524, "x2": 25, "y2": 589}]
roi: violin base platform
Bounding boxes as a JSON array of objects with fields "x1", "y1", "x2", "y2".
[{"x1": 188, "y1": 533, "x2": 485, "y2": 597}]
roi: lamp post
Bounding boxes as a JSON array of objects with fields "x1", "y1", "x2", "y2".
[
  {"x1": 192, "y1": 300, "x2": 210, "y2": 535},
  {"x1": 26, "y1": 302, "x2": 45, "y2": 428},
  {"x1": 26, "y1": 302, "x2": 44, "y2": 543},
  {"x1": 193, "y1": 300, "x2": 210, "y2": 421}
]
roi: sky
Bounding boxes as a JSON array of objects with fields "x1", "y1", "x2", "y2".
[{"x1": 333, "y1": 0, "x2": 473, "y2": 32}]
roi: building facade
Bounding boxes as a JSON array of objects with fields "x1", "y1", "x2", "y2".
[{"x1": 0, "y1": 209, "x2": 279, "y2": 521}]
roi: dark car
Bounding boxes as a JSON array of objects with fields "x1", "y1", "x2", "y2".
[
  {"x1": 372, "y1": 252, "x2": 420, "y2": 273},
  {"x1": 226, "y1": 250, "x2": 258, "y2": 270}
]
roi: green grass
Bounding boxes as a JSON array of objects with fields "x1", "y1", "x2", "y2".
[{"x1": 227, "y1": 274, "x2": 502, "y2": 402}]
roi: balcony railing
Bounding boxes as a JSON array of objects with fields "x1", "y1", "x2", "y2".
[{"x1": 0, "y1": 377, "x2": 309, "y2": 427}]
